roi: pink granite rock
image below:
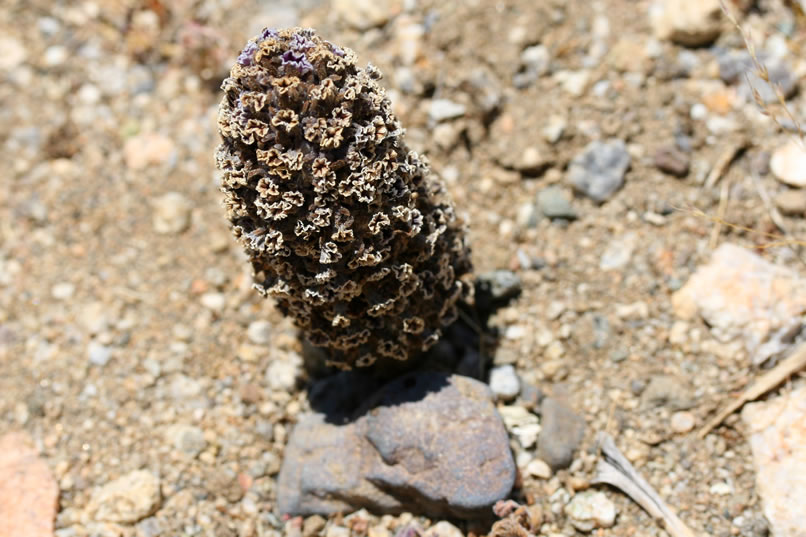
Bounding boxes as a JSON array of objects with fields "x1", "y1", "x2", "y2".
[
  {"x1": 672, "y1": 243, "x2": 806, "y2": 362},
  {"x1": 742, "y1": 387, "x2": 806, "y2": 537},
  {"x1": 0, "y1": 431, "x2": 59, "y2": 537}
]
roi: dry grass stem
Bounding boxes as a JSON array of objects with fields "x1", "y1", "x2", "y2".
[
  {"x1": 703, "y1": 140, "x2": 746, "y2": 189},
  {"x1": 709, "y1": 179, "x2": 731, "y2": 250},
  {"x1": 698, "y1": 342, "x2": 806, "y2": 438},
  {"x1": 718, "y1": 0, "x2": 805, "y2": 141}
]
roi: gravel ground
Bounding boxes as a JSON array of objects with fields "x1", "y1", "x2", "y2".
[{"x1": 1, "y1": 0, "x2": 805, "y2": 536}]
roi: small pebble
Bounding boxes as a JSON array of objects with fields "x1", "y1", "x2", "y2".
[
  {"x1": 537, "y1": 187, "x2": 577, "y2": 220},
  {"x1": 651, "y1": 0, "x2": 721, "y2": 47},
  {"x1": 774, "y1": 190, "x2": 806, "y2": 216},
  {"x1": 630, "y1": 379, "x2": 646, "y2": 395},
  {"x1": 302, "y1": 515, "x2": 327, "y2": 537},
  {"x1": 325, "y1": 525, "x2": 350, "y2": 537},
  {"x1": 170, "y1": 375, "x2": 203, "y2": 400},
  {"x1": 135, "y1": 518, "x2": 162, "y2": 537},
  {"x1": 568, "y1": 139, "x2": 630, "y2": 203},
  {"x1": 525, "y1": 458, "x2": 552, "y2": 479},
  {"x1": 163, "y1": 424, "x2": 207, "y2": 457},
  {"x1": 0, "y1": 37, "x2": 27, "y2": 69},
  {"x1": 152, "y1": 192, "x2": 192, "y2": 235},
  {"x1": 488, "y1": 365, "x2": 520, "y2": 401},
  {"x1": 80, "y1": 302, "x2": 110, "y2": 334},
  {"x1": 642, "y1": 375, "x2": 694, "y2": 410},
  {"x1": 88, "y1": 470, "x2": 161, "y2": 524},
  {"x1": 423, "y1": 521, "x2": 463, "y2": 537},
  {"x1": 428, "y1": 99, "x2": 466, "y2": 123},
  {"x1": 541, "y1": 359, "x2": 567, "y2": 381},
  {"x1": 544, "y1": 341, "x2": 565, "y2": 361},
  {"x1": 125, "y1": 133, "x2": 176, "y2": 170},
  {"x1": 265, "y1": 354, "x2": 301, "y2": 391},
  {"x1": 247, "y1": 320, "x2": 272, "y2": 345},
  {"x1": 543, "y1": 115, "x2": 567, "y2": 144},
  {"x1": 564, "y1": 491, "x2": 617, "y2": 531},
  {"x1": 740, "y1": 63, "x2": 797, "y2": 104},
  {"x1": 670, "y1": 410, "x2": 696, "y2": 433},
  {"x1": 332, "y1": 0, "x2": 397, "y2": 30},
  {"x1": 498, "y1": 405, "x2": 541, "y2": 449},
  {"x1": 476, "y1": 270, "x2": 522, "y2": 305},
  {"x1": 771, "y1": 140, "x2": 806, "y2": 188},
  {"x1": 200, "y1": 292, "x2": 225, "y2": 312},
  {"x1": 44, "y1": 45, "x2": 68, "y2": 66},
  {"x1": 537, "y1": 397, "x2": 585, "y2": 471},
  {"x1": 556, "y1": 70, "x2": 590, "y2": 97},
  {"x1": 654, "y1": 145, "x2": 690, "y2": 177},
  {"x1": 87, "y1": 341, "x2": 112, "y2": 367},
  {"x1": 710, "y1": 482, "x2": 733, "y2": 496},
  {"x1": 51, "y1": 282, "x2": 75, "y2": 300},
  {"x1": 599, "y1": 233, "x2": 637, "y2": 271}
]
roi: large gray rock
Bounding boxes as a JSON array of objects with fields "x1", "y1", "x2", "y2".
[{"x1": 278, "y1": 372, "x2": 516, "y2": 518}]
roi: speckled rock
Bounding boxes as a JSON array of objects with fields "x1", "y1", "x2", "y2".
[
  {"x1": 568, "y1": 139, "x2": 630, "y2": 203},
  {"x1": 277, "y1": 372, "x2": 515, "y2": 518},
  {"x1": 742, "y1": 386, "x2": 806, "y2": 537}
]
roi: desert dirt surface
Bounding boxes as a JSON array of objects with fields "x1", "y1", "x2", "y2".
[{"x1": 1, "y1": 0, "x2": 806, "y2": 536}]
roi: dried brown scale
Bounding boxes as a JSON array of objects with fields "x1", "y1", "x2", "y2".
[{"x1": 215, "y1": 27, "x2": 473, "y2": 370}]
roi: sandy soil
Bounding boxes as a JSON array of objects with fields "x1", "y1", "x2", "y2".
[{"x1": 1, "y1": 0, "x2": 805, "y2": 535}]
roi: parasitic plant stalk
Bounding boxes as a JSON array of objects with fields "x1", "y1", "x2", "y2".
[{"x1": 216, "y1": 28, "x2": 473, "y2": 371}]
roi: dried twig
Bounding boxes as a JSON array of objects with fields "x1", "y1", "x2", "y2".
[
  {"x1": 749, "y1": 172, "x2": 788, "y2": 234},
  {"x1": 718, "y1": 0, "x2": 804, "y2": 141},
  {"x1": 698, "y1": 341, "x2": 806, "y2": 438},
  {"x1": 708, "y1": 178, "x2": 731, "y2": 249},
  {"x1": 673, "y1": 204, "x2": 806, "y2": 250},
  {"x1": 593, "y1": 433, "x2": 699, "y2": 537},
  {"x1": 703, "y1": 140, "x2": 746, "y2": 189}
]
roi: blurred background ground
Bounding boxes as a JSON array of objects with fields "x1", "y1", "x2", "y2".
[{"x1": 1, "y1": 0, "x2": 805, "y2": 536}]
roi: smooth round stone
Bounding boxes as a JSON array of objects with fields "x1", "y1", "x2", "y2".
[
  {"x1": 670, "y1": 410, "x2": 696, "y2": 433},
  {"x1": 771, "y1": 140, "x2": 806, "y2": 188},
  {"x1": 565, "y1": 491, "x2": 617, "y2": 531},
  {"x1": 775, "y1": 190, "x2": 806, "y2": 216}
]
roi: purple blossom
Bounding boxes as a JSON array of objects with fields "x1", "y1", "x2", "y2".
[
  {"x1": 259, "y1": 27, "x2": 278, "y2": 41},
  {"x1": 237, "y1": 41, "x2": 258, "y2": 66},
  {"x1": 325, "y1": 40, "x2": 345, "y2": 57},
  {"x1": 290, "y1": 33, "x2": 315, "y2": 52},
  {"x1": 281, "y1": 50, "x2": 313, "y2": 74}
]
